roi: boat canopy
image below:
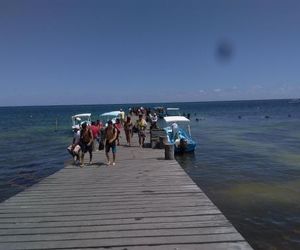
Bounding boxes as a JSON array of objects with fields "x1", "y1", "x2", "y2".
[
  {"x1": 160, "y1": 115, "x2": 192, "y2": 137},
  {"x1": 166, "y1": 108, "x2": 180, "y2": 111},
  {"x1": 72, "y1": 113, "x2": 91, "y2": 119},
  {"x1": 71, "y1": 113, "x2": 92, "y2": 130},
  {"x1": 157, "y1": 115, "x2": 191, "y2": 132},
  {"x1": 100, "y1": 111, "x2": 121, "y2": 117},
  {"x1": 99, "y1": 111, "x2": 121, "y2": 124},
  {"x1": 163, "y1": 116, "x2": 190, "y2": 123}
]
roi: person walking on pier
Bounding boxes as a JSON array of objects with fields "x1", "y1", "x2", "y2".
[
  {"x1": 124, "y1": 116, "x2": 133, "y2": 146},
  {"x1": 90, "y1": 121, "x2": 100, "y2": 151},
  {"x1": 104, "y1": 120, "x2": 118, "y2": 166},
  {"x1": 136, "y1": 114, "x2": 147, "y2": 147},
  {"x1": 114, "y1": 118, "x2": 122, "y2": 146},
  {"x1": 79, "y1": 122, "x2": 93, "y2": 167},
  {"x1": 119, "y1": 108, "x2": 125, "y2": 125}
]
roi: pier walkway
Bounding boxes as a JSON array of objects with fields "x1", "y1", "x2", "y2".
[{"x1": 0, "y1": 130, "x2": 253, "y2": 249}]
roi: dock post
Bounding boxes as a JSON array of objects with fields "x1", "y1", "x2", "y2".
[
  {"x1": 164, "y1": 143, "x2": 174, "y2": 160},
  {"x1": 159, "y1": 136, "x2": 168, "y2": 149}
]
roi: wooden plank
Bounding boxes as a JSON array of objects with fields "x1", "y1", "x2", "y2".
[
  {"x1": 0, "y1": 227, "x2": 238, "y2": 242},
  {"x1": 0, "y1": 198, "x2": 213, "y2": 212},
  {"x1": 1, "y1": 194, "x2": 210, "y2": 207},
  {"x1": 0, "y1": 214, "x2": 227, "y2": 230},
  {"x1": 3, "y1": 187, "x2": 203, "y2": 198},
  {"x1": 0, "y1": 199, "x2": 212, "y2": 211},
  {"x1": 0, "y1": 234, "x2": 245, "y2": 250},
  {"x1": 0, "y1": 220, "x2": 231, "y2": 236},
  {"x1": 0, "y1": 205, "x2": 218, "y2": 219},
  {"x1": 80, "y1": 242, "x2": 253, "y2": 250},
  {"x1": 0, "y1": 210, "x2": 222, "y2": 224}
]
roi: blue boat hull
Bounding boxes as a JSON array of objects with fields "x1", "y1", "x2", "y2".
[{"x1": 164, "y1": 128, "x2": 196, "y2": 153}]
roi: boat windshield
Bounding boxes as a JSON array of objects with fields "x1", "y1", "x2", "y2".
[{"x1": 166, "y1": 108, "x2": 181, "y2": 116}]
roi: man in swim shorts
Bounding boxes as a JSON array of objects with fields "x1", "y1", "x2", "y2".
[
  {"x1": 104, "y1": 120, "x2": 118, "y2": 166},
  {"x1": 79, "y1": 122, "x2": 93, "y2": 167}
]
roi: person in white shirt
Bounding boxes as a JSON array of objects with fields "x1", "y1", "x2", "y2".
[
  {"x1": 171, "y1": 122, "x2": 178, "y2": 141},
  {"x1": 150, "y1": 113, "x2": 158, "y2": 129}
]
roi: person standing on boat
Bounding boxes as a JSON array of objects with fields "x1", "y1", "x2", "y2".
[
  {"x1": 104, "y1": 120, "x2": 118, "y2": 166},
  {"x1": 171, "y1": 122, "x2": 179, "y2": 141},
  {"x1": 136, "y1": 114, "x2": 147, "y2": 147},
  {"x1": 150, "y1": 113, "x2": 158, "y2": 129},
  {"x1": 79, "y1": 122, "x2": 93, "y2": 167}
]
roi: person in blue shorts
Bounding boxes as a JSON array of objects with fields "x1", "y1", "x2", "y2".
[{"x1": 104, "y1": 120, "x2": 118, "y2": 166}]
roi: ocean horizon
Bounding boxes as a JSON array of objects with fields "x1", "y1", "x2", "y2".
[{"x1": 1, "y1": 97, "x2": 298, "y2": 108}]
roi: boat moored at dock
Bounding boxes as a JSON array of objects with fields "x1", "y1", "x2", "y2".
[
  {"x1": 157, "y1": 115, "x2": 196, "y2": 153},
  {"x1": 99, "y1": 111, "x2": 122, "y2": 126},
  {"x1": 71, "y1": 113, "x2": 91, "y2": 130}
]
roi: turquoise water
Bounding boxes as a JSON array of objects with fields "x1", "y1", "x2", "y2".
[{"x1": 0, "y1": 99, "x2": 299, "y2": 249}]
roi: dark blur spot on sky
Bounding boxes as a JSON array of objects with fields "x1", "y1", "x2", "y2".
[{"x1": 216, "y1": 40, "x2": 234, "y2": 63}]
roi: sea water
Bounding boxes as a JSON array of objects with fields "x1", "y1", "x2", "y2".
[{"x1": 0, "y1": 99, "x2": 299, "y2": 250}]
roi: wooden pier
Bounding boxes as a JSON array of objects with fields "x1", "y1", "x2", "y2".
[{"x1": 0, "y1": 129, "x2": 253, "y2": 249}]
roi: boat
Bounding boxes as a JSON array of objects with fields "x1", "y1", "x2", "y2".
[
  {"x1": 152, "y1": 106, "x2": 165, "y2": 118},
  {"x1": 71, "y1": 113, "x2": 91, "y2": 130},
  {"x1": 158, "y1": 116, "x2": 196, "y2": 153},
  {"x1": 99, "y1": 111, "x2": 122, "y2": 126},
  {"x1": 152, "y1": 107, "x2": 181, "y2": 118},
  {"x1": 166, "y1": 107, "x2": 181, "y2": 116}
]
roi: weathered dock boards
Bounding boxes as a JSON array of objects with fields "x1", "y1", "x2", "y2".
[{"x1": 0, "y1": 130, "x2": 253, "y2": 249}]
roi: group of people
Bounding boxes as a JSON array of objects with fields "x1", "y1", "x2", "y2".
[
  {"x1": 67, "y1": 122, "x2": 94, "y2": 167},
  {"x1": 67, "y1": 113, "x2": 148, "y2": 167}
]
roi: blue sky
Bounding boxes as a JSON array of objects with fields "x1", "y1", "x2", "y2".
[{"x1": 1, "y1": 0, "x2": 299, "y2": 106}]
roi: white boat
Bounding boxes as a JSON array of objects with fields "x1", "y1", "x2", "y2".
[
  {"x1": 99, "y1": 111, "x2": 122, "y2": 125},
  {"x1": 166, "y1": 107, "x2": 181, "y2": 116},
  {"x1": 71, "y1": 113, "x2": 91, "y2": 130},
  {"x1": 157, "y1": 116, "x2": 196, "y2": 153},
  {"x1": 153, "y1": 107, "x2": 181, "y2": 118}
]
